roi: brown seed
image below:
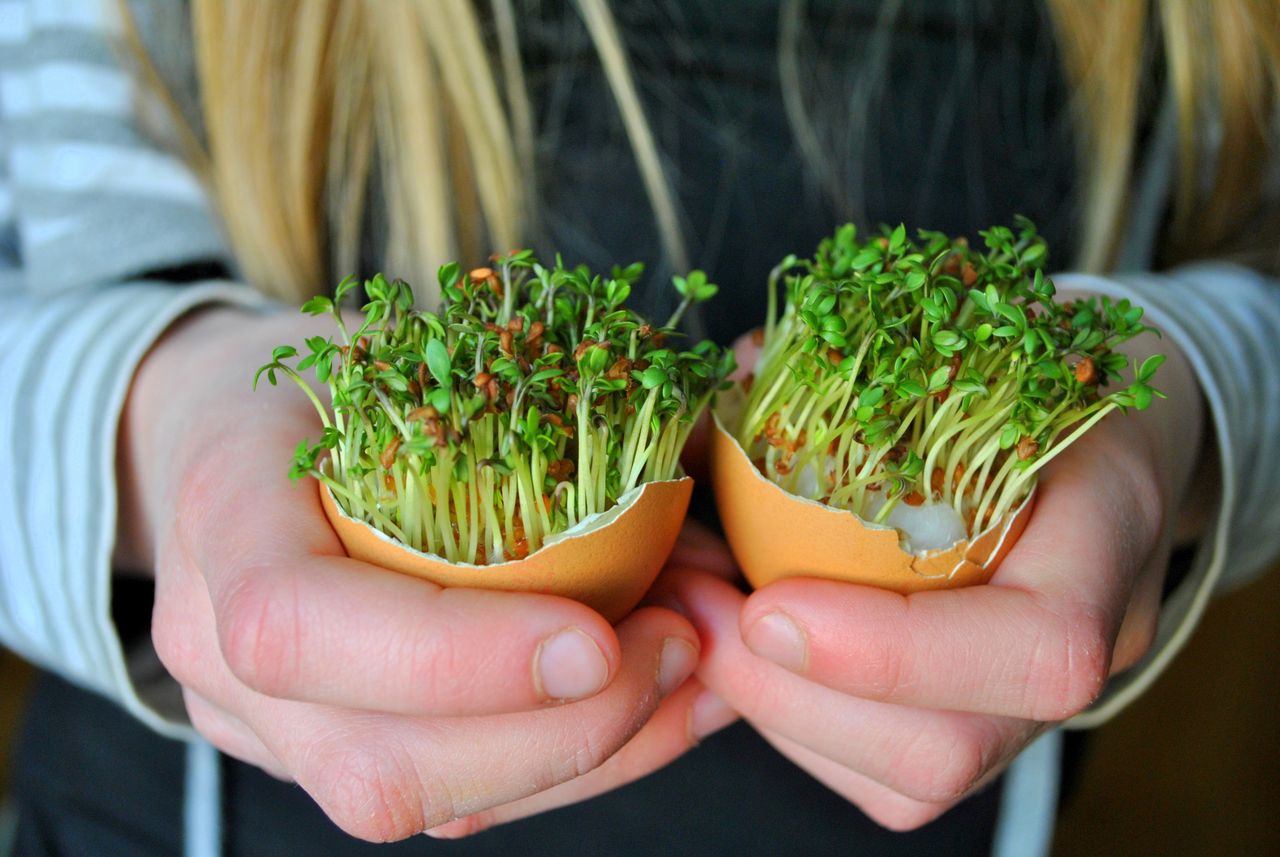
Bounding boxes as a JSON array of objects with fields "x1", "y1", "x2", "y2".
[
  {"x1": 903, "y1": 491, "x2": 925, "y2": 507},
  {"x1": 373, "y1": 360, "x2": 392, "y2": 372},
  {"x1": 507, "y1": 317, "x2": 524, "y2": 333},
  {"x1": 407, "y1": 406, "x2": 438, "y2": 424},
  {"x1": 500, "y1": 330, "x2": 514, "y2": 355},
  {"x1": 474, "y1": 372, "x2": 493, "y2": 389},
  {"x1": 751, "y1": 328, "x2": 765, "y2": 346},
  {"x1": 1016, "y1": 436, "x2": 1040, "y2": 461},
  {"x1": 547, "y1": 458, "x2": 575, "y2": 481},
  {"x1": 1073, "y1": 356, "x2": 1097, "y2": 385},
  {"x1": 606, "y1": 357, "x2": 632, "y2": 381},
  {"x1": 961, "y1": 262, "x2": 978, "y2": 286},
  {"x1": 527, "y1": 320, "x2": 545, "y2": 350},
  {"x1": 379, "y1": 436, "x2": 402, "y2": 470}
]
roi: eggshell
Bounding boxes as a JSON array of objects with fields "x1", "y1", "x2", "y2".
[
  {"x1": 320, "y1": 477, "x2": 692, "y2": 622},
  {"x1": 711, "y1": 389, "x2": 1034, "y2": 594}
]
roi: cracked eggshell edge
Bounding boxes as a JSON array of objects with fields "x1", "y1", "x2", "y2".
[
  {"x1": 320, "y1": 477, "x2": 692, "y2": 623},
  {"x1": 710, "y1": 388, "x2": 1034, "y2": 594}
]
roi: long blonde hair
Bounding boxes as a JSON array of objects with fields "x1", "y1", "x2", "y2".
[{"x1": 122, "y1": 0, "x2": 1280, "y2": 302}]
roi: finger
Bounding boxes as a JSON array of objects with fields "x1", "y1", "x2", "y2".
[
  {"x1": 756, "y1": 727, "x2": 954, "y2": 832},
  {"x1": 737, "y1": 421, "x2": 1163, "y2": 721},
  {"x1": 183, "y1": 688, "x2": 291, "y2": 781},
  {"x1": 175, "y1": 436, "x2": 628, "y2": 716},
  {"x1": 1110, "y1": 547, "x2": 1167, "y2": 673},
  {"x1": 673, "y1": 568, "x2": 1038, "y2": 804},
  {"x1": 664, "y1": 519, "x2": 738, "y2": 581},
  {"x1": 732, "y1": 329, "x2": 763, "y2": 380},
  {"x1": 243, "y1": 607, "x2": 700, "y2": 842},
  {"x1": 427, "y1": 679, "x2": 738, "y2": 838}
]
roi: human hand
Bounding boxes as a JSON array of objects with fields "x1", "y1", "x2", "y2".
[
  {"x1": 117, "y1": 307, "x2": 716, "y2": 841},
  {"x1": 658, "y1": 325, "x2": 1202, "y2": 829}
]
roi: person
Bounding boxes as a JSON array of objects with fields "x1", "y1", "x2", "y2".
[{"x1": 1, "y1": 1, "x2": 1277, "y2": 855}]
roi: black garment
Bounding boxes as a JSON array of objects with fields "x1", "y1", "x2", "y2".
[
  {"x1": 527, "y1": 0, "x2": 1078, "y2": 340},
  {"x1": 13, "y1": 2, "x2": 1082, "y2": 854}
]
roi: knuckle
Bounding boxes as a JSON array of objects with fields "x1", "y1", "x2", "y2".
[
  {"x1": 858, "y1": 631, "x2": 910, "y2": 700},
  {"x1": 546, "y1": 704, "x2": 648, "y2": 788},
  {"x1": 152, "y1": 596, "x2": 200, "y2": 685},
  {"x1": 866, "y1": 800, "x2": 946, "y2": 833},
  {"x1": 308, "y1": 742, "x2": 444, "y2": 842},
  {"x1": 562, "y1": 721, "x2": 613, "y2": 782},
  {"x1": 1039, "y1": 612, "x2": 1111, "y2": 720},
  {"x1": 216, "y1": 572, "x2": 302, "y2": 696},
  {"x1": 892, "y1": 726, "x2": 987, "y2": 804}
]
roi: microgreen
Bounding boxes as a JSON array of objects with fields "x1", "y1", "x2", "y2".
[
  {"x1": 738, "y1": 218, "x2": 1163, "y2": 537},
  {"x1": 257, "y1": 253, "x2": 733, "y2": 564}
]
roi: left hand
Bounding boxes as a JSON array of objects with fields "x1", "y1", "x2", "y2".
[{"x1": 655, "y1": 324, "x2": 1204, "y2": 830}]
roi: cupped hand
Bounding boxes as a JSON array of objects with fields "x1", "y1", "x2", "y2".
[
  {"x1": 118, "y1": 307, "x2": 726, "y2": 841},
  {"x1": 657, "y1": 325, "x2": 1203, "y2": 830}
]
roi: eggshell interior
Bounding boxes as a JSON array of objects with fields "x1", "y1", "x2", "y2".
[
  {"x1": 320, "y1": 477, "x2": 692, "y2": 623},
  {"x1": 711, "y1": 387, "x2": 1034, "y2": 594}
]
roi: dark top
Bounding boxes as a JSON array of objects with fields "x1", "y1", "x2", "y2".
[{"x1": 526, "y1": 0, "x2": 1078, "y2": 342}]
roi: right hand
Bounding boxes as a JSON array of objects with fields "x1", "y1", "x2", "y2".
[{"x1": 118, "y1": 306, "x2": 717, "y2": 841}]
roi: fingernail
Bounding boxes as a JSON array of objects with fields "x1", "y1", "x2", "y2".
[
  {"x1": 687, "y1": 689, "x2": 735, "y2": 742},
  {"x1": 535, "y1": 628, "x2": 609, "y2": 701},
  {"x1": 657, "y1": 638, "x2": 698, "y2": 697},
  {"x1": 744, "y1": 611, "x2": 807, "y2": 672}
]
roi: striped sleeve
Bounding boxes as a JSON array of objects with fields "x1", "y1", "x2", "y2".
[
  {"x1": 1060, "y1": 267, "x2": 1280, "y2": 727},
  {"x1": 0, "y1": 0, "x2": 264, "y2": 738}
]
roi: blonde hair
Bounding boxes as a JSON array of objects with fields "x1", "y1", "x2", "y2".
[
  {"x1": 123, "y1": 1, "x2": 1280, "y2": 302},
  {"x1": 1047, "y1": 0, "x2": 1280, "y2": 271}
]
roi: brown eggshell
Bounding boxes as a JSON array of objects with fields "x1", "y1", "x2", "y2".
[
  {"x1": 320, "y1": 477, "x2": 692, "y2": 623},
  {"x1": 711, "y1": 391, "x2": 1034, "y2": 594}
]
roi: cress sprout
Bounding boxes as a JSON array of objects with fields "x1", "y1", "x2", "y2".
[
  {"x1": 257, "y1": 251, "x2": 734, "y2": 564},
  {"x1": 738, "y1": 218, "x2": 1163, "y2": 538}
]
